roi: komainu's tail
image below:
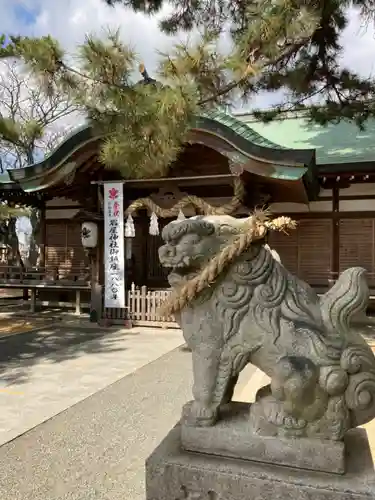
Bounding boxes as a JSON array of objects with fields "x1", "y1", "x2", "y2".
[
  {"x1": 320, "y1": 267, "x2": 375, "y2": 427},
  {"x1": 341, "y1": 344, "x2": 375, "y2": 426},
  {"x1": 320, "y1": 267, "x2": 369, "y2": 335}
]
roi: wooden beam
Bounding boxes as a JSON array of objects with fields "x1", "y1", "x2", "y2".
[
  {"x1": 39, "y1": 300, "x2": 90, "y2": 309},
  {"x1": 91, "y1": 174, "x2": 235, "y2": 186},
  {"x1": 30, "y1": 288, "x2": 36, "y2": 313},
  {"x1": 319, "y1": 194, "x2": 375, "y2": 201}
]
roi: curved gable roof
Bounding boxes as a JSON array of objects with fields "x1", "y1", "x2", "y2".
[{"x1": 4, "y1": 109, "x2": 316, "y2": 193}]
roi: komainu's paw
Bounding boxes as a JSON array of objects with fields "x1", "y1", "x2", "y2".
[
  {"x1": 249, "y1": 395, "x2": 308, "y2": 438},
  {"x1": 182, "y1": 400, "x2": 218, "y2": 427}
]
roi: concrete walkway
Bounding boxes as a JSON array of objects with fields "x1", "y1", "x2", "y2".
[
  {"x1": 0, "y1": 325, "x2": 183, "y2": 445},
  {"x1": 0, "y1": 345, "x2": 193, "y2": 500},
  {"x1": 0, "y1": 337, "x2": 257, "y2": 500}
]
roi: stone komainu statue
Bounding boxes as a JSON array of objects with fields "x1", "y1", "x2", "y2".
[{"x1": 158, "y1": 214, "x2": 375, "y2": 441}]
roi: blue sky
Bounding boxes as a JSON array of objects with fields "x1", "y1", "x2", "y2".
[{"x1": 13, "y1": 4, "x2": 39, "y2": 26}]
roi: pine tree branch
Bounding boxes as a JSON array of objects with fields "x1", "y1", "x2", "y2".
[{"x1": 198, "y1": 38, "x2": 310, "y2": 106}]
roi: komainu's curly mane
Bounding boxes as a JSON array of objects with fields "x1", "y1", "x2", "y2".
[{"x1": 209, "y1": 242, "x2": 350, "y2": 364}]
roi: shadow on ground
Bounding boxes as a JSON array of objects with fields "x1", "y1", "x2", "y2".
[{"x1": 0, "y1": 326, "x2": 136, "y2": 386}]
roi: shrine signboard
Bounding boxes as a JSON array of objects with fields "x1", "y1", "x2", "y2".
[{"x1": 104, "y1": 182, "x2": 125, "y2": 308}]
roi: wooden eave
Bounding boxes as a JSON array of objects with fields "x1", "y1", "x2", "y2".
[{"x1": 0, "y1": 110, "x2": 319, "y2": 202}]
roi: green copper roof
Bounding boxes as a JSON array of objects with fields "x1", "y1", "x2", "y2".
[
  {"x1": 194, "y1": 110, "x2": 313, "y2": 168},
  {"x1": 235, "y1": 113, "x2": 375, "y2": 165},
  {"x1": 0, "y1": 171, "x2": 12, "y2": 184},
  {"x1": 201, "y1": 109, "x2": 287, "y2": 151}
]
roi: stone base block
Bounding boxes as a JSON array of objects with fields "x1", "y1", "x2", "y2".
[
  {"x1": 181, "y1": 402, "x2": 345, "y2": 474},
  {"x1": 146, "y1": 425, "x2": 375, "y2": 500}
]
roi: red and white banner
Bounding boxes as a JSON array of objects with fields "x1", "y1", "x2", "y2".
[{"x1": 104, "y1": 182, "x2": 125, "y2": 308}]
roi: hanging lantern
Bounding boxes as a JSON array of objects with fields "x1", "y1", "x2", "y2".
[
  {"x1": 149, "y1": 212, "x2": 159, "y2": 236},
  {"x1": 176, "y1": 209, "x2": 186, "y2": 221},
  {"x1": 81, "y1": 222, "x2": 98, "y2": 248}
]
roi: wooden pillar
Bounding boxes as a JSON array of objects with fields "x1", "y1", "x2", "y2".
[
  {"x1": 39, "y1": 202, "x2": 46, "y2": 268},
  {"x1": 89, "y1": 249, "x2": 102, "y2": 322},
  {"x1": 141, "y1": 210, "x2": 148, "y2": 286},
  {"x1": 75, "y1": 289, "x2": 81, "y2": 315},
  {"x1": 89, "y1": 185, "x2": 102, "y2": 322},
  {"x1": 30, "y1": 288, "x2": 36, "y2": 313},
  {"x1": 330, "y1": 184, "x2": 340, "y2": 286}
]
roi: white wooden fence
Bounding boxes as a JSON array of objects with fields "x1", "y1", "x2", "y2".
[
  {"x1": 103, "y1": 283, "x2": 178, "y2": 328},
  {"x1": 128, "y1": 284, "x2": 178, "y2": 327}
]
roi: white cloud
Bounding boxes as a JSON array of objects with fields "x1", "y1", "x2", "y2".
[
  {"x1": 10, "y1": 0, "x2": 178, "y2": 75},
  {"x1": 340, "y1": 8, "x2": 375, "y2": 78},
  {"x1": 2, "y1": 2, "x2": 375, "y2": 111}
]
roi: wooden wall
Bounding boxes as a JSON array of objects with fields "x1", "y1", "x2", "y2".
[
  {"x1": 131, "y1": 209, "x2": 375, "y2": 290},
  {"x1": 45, "y1": 221, "x2": 87, "y2": 274},
  {"x1": 43, "y1": 183, "x2": 375, "y2": 291},
  {"x1": 339, "y1": 218, "x2": 375, "y2": 281},
  {"x1": 269, "y1": 218, "x2": 332, "y2": 286},
  {"x1": 270, "y1": 183, "x2": 375, "y2": 288}
]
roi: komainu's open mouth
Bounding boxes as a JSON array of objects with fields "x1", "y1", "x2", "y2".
[
  {"x1": 166, "y1": 263, "x2": 199, "y2": 288},
  {"x1": 160, "y1": 254, "x2": 192, "y2": 271}
]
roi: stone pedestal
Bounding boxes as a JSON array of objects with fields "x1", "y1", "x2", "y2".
[
  {"x1": 146, "y1": 424, "x2": 375, "y2": 500},
  {"x1": 181, "y1": 402, "x2": 345, "y2": 474}
]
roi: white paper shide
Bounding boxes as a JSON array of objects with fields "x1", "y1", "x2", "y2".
[{"x1": 104, "y1": 182, "x2": 125, "y2": 308}]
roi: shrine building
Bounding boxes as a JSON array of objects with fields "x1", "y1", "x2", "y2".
[{"x1": 0, "y1": 108, "x2": 373, "y2": 326}]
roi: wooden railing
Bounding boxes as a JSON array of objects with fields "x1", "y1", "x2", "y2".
[
  {"x1": 0, "y1": 265, "x2": 90, "y2": 286},
  {"x1": 0, "y1": 265, "x2": 91, "y2": 313}
]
